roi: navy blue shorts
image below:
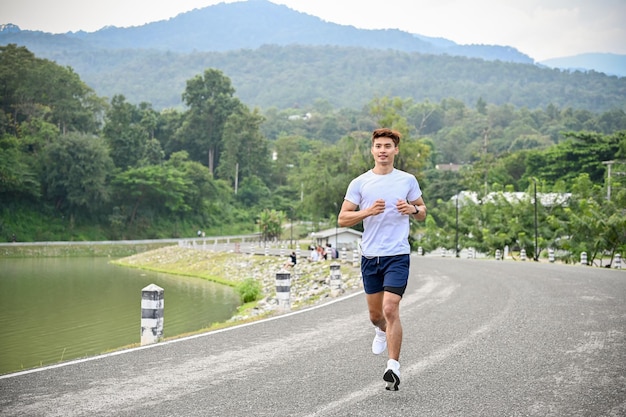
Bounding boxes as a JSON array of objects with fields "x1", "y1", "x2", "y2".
[{"x1": 361, "y1": 254, "x2": 410, "y2": 295}]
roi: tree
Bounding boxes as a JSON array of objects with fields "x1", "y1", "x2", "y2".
[
  {"x1": 40, "y1": 133, "x2": 112, "y2": 219},
  {"x1": 257, "y1": 209, "x2": 285, "y2": 241},
  {"x1": 179, "y1": 69, "x2": 241, "y2": 174},
  {"x1": 0, "y1": 135, "x2": 40, "y2": 201},
  {"x1": 0, "y1": 44, "x2": 104, "y2": 135},
  {"x1": 103, "y1": 95, "x2": 163, "y2": 169},
  {"x1": 217, "y1": 107, "x2": 271, "y2": 187},
  {"x1": 111, "y1": 164, "x2": 191, "y2": 227}
]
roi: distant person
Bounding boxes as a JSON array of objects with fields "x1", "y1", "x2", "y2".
[
  {"x1": 309, "y1": 245, "x2": 319, "y2": 262},
  {"x1": 327, "y1": 243, "x2": 338, "y2": 259},
  {"x1": 317, "y1": 245, "x2": 326, "y2": 261},
  {"x1": 284, "y1": 251, "x2": 297, "y2": 269},
  {"x1": 338, "y1": 128, "x2": 426, "y2": 391}
]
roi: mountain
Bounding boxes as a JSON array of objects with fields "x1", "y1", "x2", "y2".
[
  {"x1": 540, "y1": 53, "x2": 626, "y2": 77},
  {"x1": 1, "y1": 1, "x2": 624, "y2": 112},
  {"x1": 1, "y1": 0, "x2": 532, "y2": 63}
]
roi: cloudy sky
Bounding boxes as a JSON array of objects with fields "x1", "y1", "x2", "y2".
[{"x1": 2, "y1": 0, "x2": 625, "y2": 61}]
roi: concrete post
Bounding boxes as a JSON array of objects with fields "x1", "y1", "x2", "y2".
[
  {"x1": 615, "y1": 254, "x2": 621, "y2": 269},
  {"x1": 417, "y1": 246, "x2": 423, "y2": 256},
  {"x1": 341, "y1": 248, "x2": 348, "y2": 263},
  {"x1": 520, "y1": 249, "x2": 527, "y2": 261},
  {"x1": 275, "y1": 272, "x2": 291, "y2": 311},
  {"x1": 548, "y1": 248, "x2": 555, "y2": 263},
  {"x1": 581, "y1": 252, "x2": 588, "y2": 265},
  {"x1": 352, "y1": 250, "x2": 359, "y2": 267},
  {"x1": 141, "y1": 284, "x2": 164, "y2": 346},
  {"x1": 330, "y1": 263, "x2": 342, "y2": 296},
  {"x1": 496, "y1": 249, "x2": 502, "y2": 261},
  {"x1": 467, "y1": 248, "x2": 474, "y2": 259}
]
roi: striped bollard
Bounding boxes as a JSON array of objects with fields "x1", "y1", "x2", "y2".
[
  {"x1": 342, "y1": 248, "x2": 348, "y2": 263},
  {"x1": 417, "y1": 246, "x2": 423, "y2": 256},
  {"x1": 520, "y1": 249, "x2": 527, "y2": 261},
  {"x1": 496, "y1": 249, "x2": 502, "y2": 261},
  {"x1": 330, "y1": 263, "x2": 342, "y2": 296},
  {"x1": 141, "y1": 284, "x2": 164, "y2": 346},
  {"x1": 467, "y1": 248, "x2": 474, "y2": 259},
  {"x1": 352, "y1": 250, "x2": 359, "y2": 267},
  {"x1": 615, "y1": 254, "x2": 622, "y2": 269},
  {"x1": 275, "y1": 272, "x2": 291, "y2": 311},
  {"x1": 265, "y1": 246, "x2": 269, "y2": 257},
  {"x1": 548, "y1": 248, "x2": 555, "y2": 263},
  {"x1": 581, "y1": 252, "x2": 588, "y2": 265}
]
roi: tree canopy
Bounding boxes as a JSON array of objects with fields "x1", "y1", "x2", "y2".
[{"x1": 1, "y1": 45, "x2": 624, "y2": 264}]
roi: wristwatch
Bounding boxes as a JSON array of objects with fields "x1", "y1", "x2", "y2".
[{"x1": 413, "y1": 205, "x2": 420, "y2": 214}]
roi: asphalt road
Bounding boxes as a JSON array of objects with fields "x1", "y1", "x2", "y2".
[{"x1": 1, "y1": 257, "x2": 625, "y2": 417}]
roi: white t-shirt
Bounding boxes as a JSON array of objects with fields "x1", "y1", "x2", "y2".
[{"x1": 344, "y1": 168, "x2": 422, "y2": 257}]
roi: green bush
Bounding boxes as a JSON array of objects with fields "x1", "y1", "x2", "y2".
[{"x1": 236, "y1": 278, "x2": 262, "y2": 303}]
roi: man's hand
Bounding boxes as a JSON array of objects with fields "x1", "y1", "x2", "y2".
[
  {"x1": 368, "y1": 199, "x2": 386, "y2": 216},
  {"x1": 396, "y1": 199, "x2": 416, "y2": 215}
]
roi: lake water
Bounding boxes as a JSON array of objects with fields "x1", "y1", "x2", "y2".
[{"x1": 0, "y1": 257, "x2": 240, "y2": 375}]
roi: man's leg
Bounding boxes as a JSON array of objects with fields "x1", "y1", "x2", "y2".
[
  {"x1": 365, "y1": 291, "x2": 385, "y2": 330},
  {"x1": 366, "y1": 291, "x2": 388, "y2": 354},
  {"x1": 382, "y1": 292, "x2": 402, "y2": 390},
  {"x1": 382, "y1": 291, "x2": 402, "y2": 360}
]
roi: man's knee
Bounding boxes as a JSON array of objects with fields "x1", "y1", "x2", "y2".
[
  {"x1": 369, "y1": 311, "x2": 385, "y2": 326},
  {"x1": 382, "y1": 294, "x2": 401, "y2": 320},
  {"x1": 383, "y1": 303, "x2": 399, "y2": 320}
]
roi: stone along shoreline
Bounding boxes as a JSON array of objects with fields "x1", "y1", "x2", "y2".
[{"x1": 113, "y1": 245, "x2": 363, "y2": 325}]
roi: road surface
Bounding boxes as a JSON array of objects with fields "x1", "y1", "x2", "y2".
[{"x1": 1, "y1": 257, "x2": 624, "y2": 416}]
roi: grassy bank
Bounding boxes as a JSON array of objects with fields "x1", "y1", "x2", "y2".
[
  {"x1": 111, "y1": 246, "x2": 246, "y2": 287},
  {"x1": 0, "y1": 242, "x2": 174, "y2": 258}
]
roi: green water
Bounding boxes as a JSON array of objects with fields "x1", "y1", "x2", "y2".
[{"x1": 0, "y1": 257, "x2": 240, "y2": 374}]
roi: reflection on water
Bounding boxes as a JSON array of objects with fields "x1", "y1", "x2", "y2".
[{"x1": 0, "y1": 257, "x2": 240, "y2": 374}]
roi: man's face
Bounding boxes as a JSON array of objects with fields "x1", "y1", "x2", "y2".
[{"x1": 371, "y1": 137, "x2": 398, "y2": 165}]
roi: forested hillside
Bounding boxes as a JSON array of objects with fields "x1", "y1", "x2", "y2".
[
  {"x1": 2, "y1": 43, "x2": 623, "y2": 113},
  {"x1": 1, "y1": 45, "x2": 624, "y2": 264},
  {"x1": 1, "y1": 1, "x2": 623, "y2": 112}
]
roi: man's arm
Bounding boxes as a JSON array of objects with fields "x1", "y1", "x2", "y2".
[
  {"x1": 338, "y1": 198, "x2": 385, "y2": 227},
  {"x1": 409, "y1": 196, "x2": 427, "y2": 221}
]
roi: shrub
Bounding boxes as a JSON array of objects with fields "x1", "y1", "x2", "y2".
[{"x1": 236, "y1": 278, "x2": 262, "y2": 303}]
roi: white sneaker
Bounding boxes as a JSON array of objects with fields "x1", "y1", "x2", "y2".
[
  {"x1": 384, "y1": 359, "x2": 401, "y2": 391},
  {"x1": 372, "y1": 327, "x2": 387, "y2": 355}
]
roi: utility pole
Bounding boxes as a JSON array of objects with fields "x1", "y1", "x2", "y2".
[
  {"x1": 483, "y1": 128, "x2": 489, "y2": 194},
  {"x1": 603, "y1": 160, "x2": 626, "y2": 202},
  {"x1": 534, "y1": 180, "x2": 539, "y2": 262},
  {"x1": 602, "y1": 160, "x2": 613, "y2": 201},
  {"x1": 455, "y1": 192, "x2": 459, "y2": 258}
]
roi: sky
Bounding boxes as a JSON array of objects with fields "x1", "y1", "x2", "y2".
[{"x1": 2, "y1": 0, "x2": 625, "y2": 61}]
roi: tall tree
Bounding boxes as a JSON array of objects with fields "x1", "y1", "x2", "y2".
[
  {"x1": 217, "y1": 107, "x2": 271, "y2": 187},
  {"x1": 179, "y1": 69, "x2": 241, "y2": 174},
  {"x1": 103, "y1": 95, "x2": 164, "y2": 169}
]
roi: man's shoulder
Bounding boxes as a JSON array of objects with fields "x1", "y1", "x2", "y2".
[
  {"x1": 349, "y1": 170, "x2": 373, "y2": 185},
  {"x1": 392, "y1": 169, "x2": 414, "y2": 178}
]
